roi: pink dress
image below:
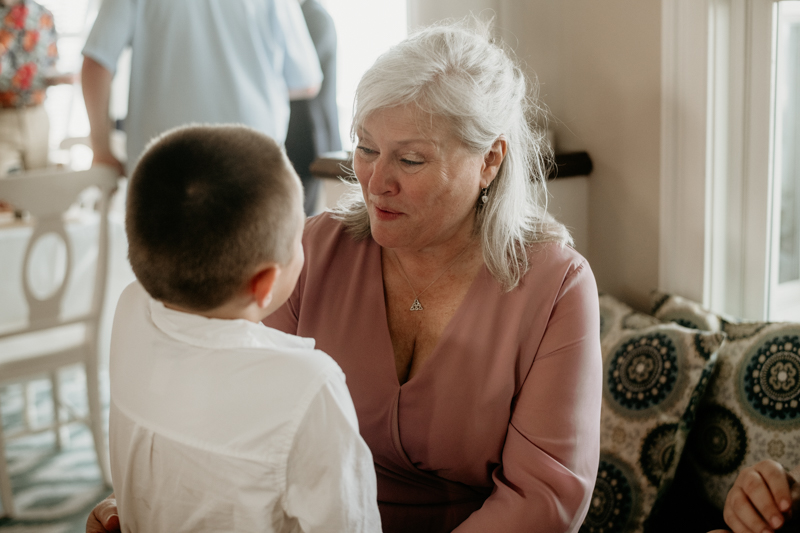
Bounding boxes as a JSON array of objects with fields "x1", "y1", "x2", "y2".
[{"x1": 264, "y1": 213, "x2": 603, "y2": 532}]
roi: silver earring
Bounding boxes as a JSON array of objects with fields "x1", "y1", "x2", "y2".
[{"x1": 481, "y1": 187, "x2": 489, "y2": 204}]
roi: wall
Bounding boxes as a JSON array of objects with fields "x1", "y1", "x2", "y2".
[
  {"x1": 499, "y1": 1, "x2": 662, "y2": 311},
  {"x1": 548, "y1": 177, "x2": 589, "y2": 255},
  {"x1": 407, "y1": 0, "x2": 499, "y2": 29}
]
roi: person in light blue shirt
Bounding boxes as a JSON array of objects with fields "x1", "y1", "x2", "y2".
[{"x1": 81, "y1": 0, "x2": 322, "y2": 175}]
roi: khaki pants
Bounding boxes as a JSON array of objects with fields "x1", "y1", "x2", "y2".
[{"x1": 0, "y1": 105, "x2": 50, "y2": 177}]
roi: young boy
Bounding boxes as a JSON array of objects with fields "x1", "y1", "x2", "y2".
[{"x1": 107, "y1": 125, "x2": 380, "y2": 532}]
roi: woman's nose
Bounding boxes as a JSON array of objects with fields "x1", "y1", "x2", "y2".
[{"x1": 368, "y1": 155, "x2": 397, "y2": 196}]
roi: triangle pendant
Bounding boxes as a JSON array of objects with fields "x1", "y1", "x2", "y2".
[{"x1": 410, "y1": 298, "x2": 423, "y2": 311}]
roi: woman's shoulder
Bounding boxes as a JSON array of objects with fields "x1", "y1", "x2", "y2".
[
  {"x1": 509, "y1": 242, "x2": 598, "y2": 330},
  {"x1": 303, "y1": 211, "x2": 354, "y2": 247},
  {"x1": 302, "y1": 211, "x2": 374, "y2": 267},
  {"x1": 510, "y1": 241, "x2": 597, "y2": 311},
  {"x1": 525, "y1": 241, "x2": 591, "y2": 282}
]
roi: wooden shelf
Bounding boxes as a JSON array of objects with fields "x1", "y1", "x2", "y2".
[
  {"x1": 309, "y1": 151, "x2": 354, "y2": 180},
  {"x1": 551, "y1": 151, "x2": 593, "y2": 179},
  {"x1": 309, "y1": 151, "x2": 592, "y2": 181}
]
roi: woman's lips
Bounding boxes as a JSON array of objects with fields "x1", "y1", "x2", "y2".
[{"x1": 373, "y1": 205, "x2": 403, "y2": 221}]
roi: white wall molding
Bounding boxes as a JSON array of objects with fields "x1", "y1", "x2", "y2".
[
  {"x1": 406, "y1": 0, "x2": 499, "y2": 30},
  {"x1": 706, "y1": 0, "x2": 776, "y2": 320},
  {"x1": 659, "y1": 0, "x2": 711, "y2": 304},
  {"x1": 739, "y1": 0, "x2": 775, "y2": 319},
  {"x1": 661, "y1": 0, "x2": 778, "y2": 319}
]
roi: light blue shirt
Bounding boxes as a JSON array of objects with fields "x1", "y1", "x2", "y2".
[{"x1": 83, "y1": 0, "x2": 323, "y2": 170}]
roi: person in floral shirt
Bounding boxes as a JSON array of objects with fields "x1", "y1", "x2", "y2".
[{"x1": 0, "y1": 0, "x2": 72, "y2": 176}]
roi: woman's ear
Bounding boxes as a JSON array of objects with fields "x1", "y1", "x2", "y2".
[
  {"x1": 480, "y1": 137, "x2": 508, "y2": 187},
  {"x1": 250, "y1": 265, "x2": 279, "y2": 309}
]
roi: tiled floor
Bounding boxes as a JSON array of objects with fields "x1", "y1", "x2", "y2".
[{"x1": 0, "y1": 370, "x2": 111, "y2": 531}]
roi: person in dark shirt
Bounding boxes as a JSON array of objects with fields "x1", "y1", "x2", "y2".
[{"x1": 285, "y1": 0, "x2": 341, "y2": 215}]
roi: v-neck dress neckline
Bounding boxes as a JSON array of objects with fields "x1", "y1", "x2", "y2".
[{"x1": 374, "y1": 240, "x2": 489, "y2": 389}]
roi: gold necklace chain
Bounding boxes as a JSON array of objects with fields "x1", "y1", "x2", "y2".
[{"x1": 390, "y1": 243, "x2": 473, "y2": 311}]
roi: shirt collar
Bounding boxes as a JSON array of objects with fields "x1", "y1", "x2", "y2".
[{"x1": 148, "y1": 297, "x2": 315, "y2": 352}]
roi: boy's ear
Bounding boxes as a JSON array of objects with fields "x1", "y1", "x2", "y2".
[{"x1": 250, "y1": 265, "x2": 279, "y2": 309}]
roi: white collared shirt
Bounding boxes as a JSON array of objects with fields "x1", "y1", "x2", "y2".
[{"x1": 109, "y1": 282, "x2": 380, "y2": 532}]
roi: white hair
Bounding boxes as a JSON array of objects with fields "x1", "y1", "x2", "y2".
[{"x1": 331, "y1": 17, "x2": 572, "y2": 291}]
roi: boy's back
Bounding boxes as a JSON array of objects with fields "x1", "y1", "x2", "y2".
[{"x1": 109, "y1": 281, "x2": 380, "y2": 532}]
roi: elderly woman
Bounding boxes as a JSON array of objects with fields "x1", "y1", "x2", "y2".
[
  {"x1": 88, "y1": 20, "x2": 602, "y2": 533},
  {"x1": 273, "y1": 19, "x2": 602, "y2": 531}
]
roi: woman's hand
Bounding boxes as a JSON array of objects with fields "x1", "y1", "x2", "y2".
[
  {"x1": 85, "y1": 493, "x2": 120, "y2": 533},
  {"x1": 720, "y1": 460, "x2": 800, "y2": 533}
]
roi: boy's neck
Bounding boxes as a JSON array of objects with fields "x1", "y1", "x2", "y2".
[{"x1": 163, "y1": 300, "x2": 268, "y2": 324}]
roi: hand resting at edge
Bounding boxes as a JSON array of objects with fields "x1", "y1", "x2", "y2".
[
  {"x1": 86, "y1": 493, "x2": 120, "y2": 533},
  {"x1": 709, "y1": 460, "x2": 800, "y2": 533}
]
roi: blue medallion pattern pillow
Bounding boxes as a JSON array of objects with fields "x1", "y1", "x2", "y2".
[
  {"x1": 652, "y1": 292, "x2": 800, "y2": 510},
  {"x1": 582, "y1": 295, "x2": 723, "y2": 533}
]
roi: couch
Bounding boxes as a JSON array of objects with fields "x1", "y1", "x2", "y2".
[{"x1": 582, "y1": 292, "x2": 800, "y2": 533}]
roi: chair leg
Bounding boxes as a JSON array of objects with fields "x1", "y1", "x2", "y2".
[
  {"x1": 0, "y1": 406, "x2": 16, "y2": 518},
  {"x1": 84, "y1": 358, "x2": 111, "y2": 487},
  {"x1": 23, "y1": 381, "x2": 34, "y2": 433},
  {"x1": 50, "y1": 370, "x2": 69, "y2": 451}
]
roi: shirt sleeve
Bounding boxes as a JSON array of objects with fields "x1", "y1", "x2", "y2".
[
  {"x1": 302, "y1": 2, "x2": 337, "y2": 67},
  {"x1": 454, "y1": 260, "x2": 603, "y2": 532},
  {"x1": 81, "y1": 0, "x2": 136, "y2": 74},
  {"x1": 41, "y1": 7, "x2": 58, "y2": 70},
  {"x1": 283, "y1": 369, "x2": 381, "y2": 533},
  {"x1": 271, "y1": 0, "x2": 322, "y2": 91}
]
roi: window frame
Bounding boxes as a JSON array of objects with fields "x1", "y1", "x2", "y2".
[
  {"x1": 769, "y1": 2, "x2": 800, "y2": 319},
  {"x1": 659, "y1": 0, "x2": 777, "y2": 320}
]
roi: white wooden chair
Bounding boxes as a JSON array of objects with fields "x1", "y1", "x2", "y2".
[{"x1": 0, "y1": 165, "x2": 118, "y2": 517}]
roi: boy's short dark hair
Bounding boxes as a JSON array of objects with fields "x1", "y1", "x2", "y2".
[{"x1": 126, "y1": 124, "x2": 302, "y2": 311}]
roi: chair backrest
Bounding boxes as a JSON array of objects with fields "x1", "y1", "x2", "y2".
[{"x1": 0, "y1": 166, "x2": 119, "y2": 337}]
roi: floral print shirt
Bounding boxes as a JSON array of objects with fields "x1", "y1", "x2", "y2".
[{"x1": 0, "y1": 0, "x2": 57, "y2": 108}]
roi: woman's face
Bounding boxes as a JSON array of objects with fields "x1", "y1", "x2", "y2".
[{"x1": 354, "y1": 104, "x2": 493, "y2": 252}]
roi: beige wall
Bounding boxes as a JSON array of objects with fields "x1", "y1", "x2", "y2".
[
  {"x1": 566, "y1": 1, "x2": 661, "y2": 312},
  {"x1": 406, "y1": 0, "x2": 662, "y2": 310},
  {"x1": 499, "y1": 1, "x2": 662, "y2": 311},
  {"x1": 407, "y1": 0, "x2": 499, "y2": 29}
]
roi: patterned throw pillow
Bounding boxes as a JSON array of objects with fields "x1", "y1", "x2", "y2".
[
  {"x1": 581, "y1": 294, "x2": 723, "y2": 533},
  {"x1": 652, "y1": 292, "x2": 800, "y2": 510}
]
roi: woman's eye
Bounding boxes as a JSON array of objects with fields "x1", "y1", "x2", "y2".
[
  {"x1": 356, "y1": 145, "x2": 376, "y2": 155},
  {"x1": 401, "y1": 158, "x2": 423, "y2": 166}
]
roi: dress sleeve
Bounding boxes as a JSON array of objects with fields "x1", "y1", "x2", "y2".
[
  {"x1": 81, "y1": 0, "x2": 136, "y2": 74},
  {"x1": 282, "y1": 370, "x2": 382, "y2": 532},
  {"x1": 455, "y1": 260, "x2": 603, "y2": 532},
  {"x1": 272, "y1": 0, "x2": 322, "y2": 91}
]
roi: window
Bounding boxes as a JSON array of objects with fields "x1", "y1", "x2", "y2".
[
  {"x1": 41, "y1": 0, "x2": 97, "y2": 168},
  {"x1": 703, "y1": 0, "x2": 774, "y2": 321},
  {"x1": 322, "y1": 0, "x2": 407, "y2": 149},
  {"x1": 770, "y1": 0, "x2": 800, "y2": 320},
  {"x1": 660, "y1": 0, "x2": 800, "y2": 321}
]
